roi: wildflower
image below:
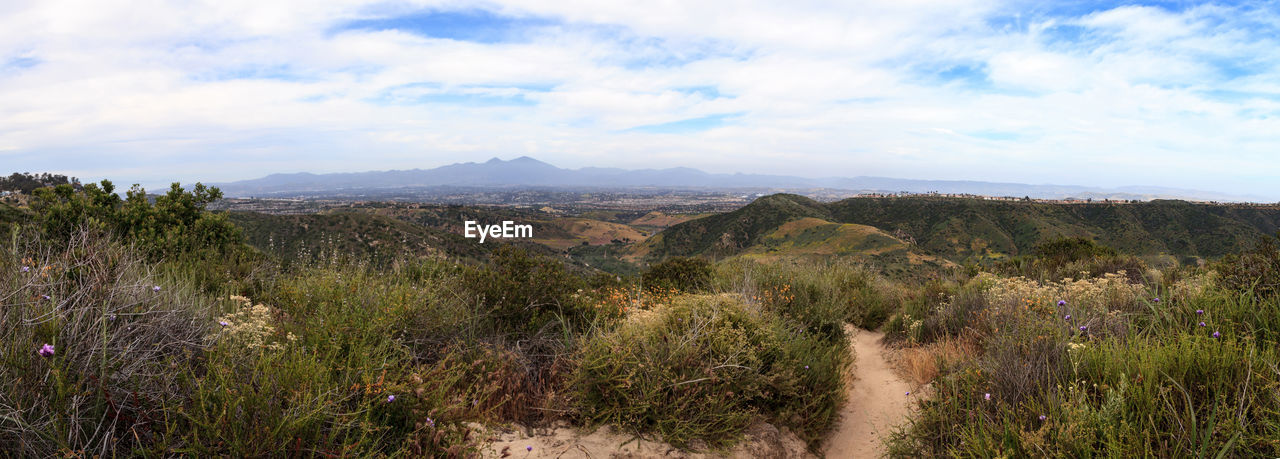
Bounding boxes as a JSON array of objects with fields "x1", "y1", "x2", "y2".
[
  {"x1": 41, "y1": 295, "x2": 50, "y2": 300},
  {"x1": 1213, "y1": 331, "x2": 1221, "y2": 339},
  {"x1": 905, "y1": 391, "x2": 911, "y2": 396},
  {"x1": 1057, "y1": 300, "x2": 1066, "y2": 306},
  {"x1": 1064, "y1": 314, "x2": 1071, "y2": 320},
  {"x1": 152, "y1": 286, "x2": 161, "y2": 292},
  {"x1": 387, "y1": 395, "x2": 396, "y2": 402},
  {"x1": 425, "y1": 417, "x2": 435, "y2": 428},
  {"x1": 219, "y1": 320, "x2": 229, "y2": 327},
  {"x1": 1153, "y1": 297, "x2": 1160, "y2": 303},
  {"x1": 1196, "y1": 309, "x2": 1203, "y2": 315},
  {"x1": 1079, "y1": 325, "x2": 1087, "y2": 332},
  {"x1": 804, "y1": 365, "x2": 810, "y2": 370},
  {"x1": 1039, "y1": 415, "x2": 1047, "y2": 421},
  {"x1": 38, "y1": 344, "x2": 54, "y2": 357},
  {"x1": 21, "y1": 266, "x2": 30, "y2": 272},
  {"x1": 984, "y1": 393, "x2": 991, "y2": 401},
  {"x1": 1198, "y1": 322, "x2": 1206, "y2": 327},
  {"x1": 527, "y1": 446, "x2": 533, "y2": 452}
]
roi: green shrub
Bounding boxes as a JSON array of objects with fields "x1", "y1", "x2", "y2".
[
  {"x1": 642, "y1": 256, "x2": 713, "y2": 292},
  {"x1": 461, "y1": 245, "x2": 586, "y2": 335},
  {"x1": 30, "y1": 181, "x2": 242, "y2": 259},
  {"x1": 1035, "y1": 237, "x2": 1118, "y2": 267},
  {"x1": 572, "y1": 294, "x2": 848, "y2": 450},
  {"x1": 1216, "y1": 232, "x2": 1280, "y2": 299}
]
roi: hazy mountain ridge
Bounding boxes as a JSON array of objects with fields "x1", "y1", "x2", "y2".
[{"x1": 212, "y1": 157, "x2": 1266, "y2": 202}]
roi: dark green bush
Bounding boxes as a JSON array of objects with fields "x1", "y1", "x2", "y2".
[
  {"x1": 642, "y1": 256, "x2": 713, "y2": 292},
  {"x1": 1035, "y1": 237, "x2": 1118, "y2": 267},
  {"x1": 572, "y1": 294, "x2": 849, "y2": 449},
  {"x1": 1216, "y1": 232, "x2": 1280, "y2": 299},
  {"x1": 462, "y1": 245, "x2": 585, "y2": 335},
  {"x1": 30, "y1": 181, "x2": 242, "y2": 259}
]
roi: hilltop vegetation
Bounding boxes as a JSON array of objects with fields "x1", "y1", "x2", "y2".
[{"x1": 646, "y1": 194, "x2": 1280, "y2": 266}]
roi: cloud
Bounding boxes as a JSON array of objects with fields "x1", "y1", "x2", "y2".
[{"x1": 1, "y1": 0, "x2": 1279, "y2": 199}]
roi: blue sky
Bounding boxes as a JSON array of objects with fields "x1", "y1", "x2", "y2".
[{"x1": 2, "y1": 1, "x2": 1279, "y2": 199}]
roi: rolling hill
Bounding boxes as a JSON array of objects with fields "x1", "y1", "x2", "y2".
[{"x1": 642, "y1": 194, "x2": 1280, "y2": 264}]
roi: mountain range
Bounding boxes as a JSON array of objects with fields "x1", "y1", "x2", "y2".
[{"x1": 212, "y1": 156, "x2": 1267, "y2": 202}]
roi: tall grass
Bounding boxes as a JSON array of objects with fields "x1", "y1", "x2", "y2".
[
  {"x1": 885, "y1": 263, "x2": 1280, "y2": 457},
  {"x1": 715, "y1": 258, "x2": 898, "y2": 331},
  {"x1": 571, "y1": 294, "x2": 849, "y2": 449},
  {"x1": 0, "y1": 230, "x2": 214, "y2": 455}
]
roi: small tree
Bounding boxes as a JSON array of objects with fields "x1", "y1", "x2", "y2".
[{"x1": 31, "y1": 180, "x2": 241, "y2": 258}]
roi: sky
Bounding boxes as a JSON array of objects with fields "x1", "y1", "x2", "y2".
[{"x1": 3, "y1": 1, "x2": 1280, "y2": 199}]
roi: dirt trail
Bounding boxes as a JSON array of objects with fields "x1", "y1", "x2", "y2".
[
  {"x1": 823, "y1": 328, "x2": 914, "y2": 458},
  {"x1": 481, "y1": 422, "x2": 812, "y2": 458}
]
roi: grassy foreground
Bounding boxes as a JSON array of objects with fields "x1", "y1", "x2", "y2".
[{"x1": 883, "y1": 238, "x2": 1280, "y2": 457}]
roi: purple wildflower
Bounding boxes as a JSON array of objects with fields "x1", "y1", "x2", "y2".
[
  {"x1": 21, "y1": 266, "x2": 30, "y2": 272},
  {"x1": 1199, "y1": 322, "x2": 1206, "y2": 327},
  {"x1": 1064, "y1": 314, "x2": 1071, "y2": 321},
  {"x1": 387, "y1": 395, "x2": 396, "y2": 402},
  {"x1": 1057, "y1": 300, "x2": 1066, "y2": 306},
  {"x1": 984, "y1": 393, "x2": 991, "y2": 401},
  {"x1": 219, "y1": 321, "x2": 229, "y2": 327},
  {"x1": 527, "y1": 446, "x2": 533, "y2": 452},
  {"x1": 1213, "y1": 331, "x2": 1221, "y2": 339},
  {"x1": 1079, "y1": 325, "x2": 1088, "y2": 332},
  {"x1": 804, "y1": 365, "x2": 810, "y2": 370},
  {"x1": 1153, "y1": 297, "x2": 1160, "y2": 303},
  {"x1": 38, "y1": 343, "x2": 54, "y2": 357},
  {"x1": 1039, "y1": 415, "x2": 1047, "y2": 421},
  {"x1": 905, "y1": 391, "x2": 911, "y2": 396},
  {"x1": 152, "y1": 286, "x2": 161, "y2": 292},
  {"x1": 1196, "y1": 309, "x2": 1204, "y2": 315},
  {"x1": 425, "y1": 417, "x2": 435, "y2": 428},
  {"x1": 41, "y1": 295, "x2": 50, "y2": 300}
]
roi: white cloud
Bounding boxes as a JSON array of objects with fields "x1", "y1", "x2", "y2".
[{"x1": 1, "y1": 1, "x2": 1279, "y2": 199}]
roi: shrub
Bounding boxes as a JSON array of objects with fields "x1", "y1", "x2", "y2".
[
  {"x1": 572, "y1": 294, "x2": 849, "y2": 449},
  {"x1": 1216, "y1": 232, "x2": 1280, "y2": 299},
  {"x1": 461, "y1": 245, "x2": 586, "y2": 336},
  {"x1": 30, "y1": 181, "x2": 242, "y2": 259},
  {"x1": 642, "y1": 256, "x2": 713, "y2": 292},
  {"x1": 1034, "y1": 237, "x2": 1118, "y2": 267}
]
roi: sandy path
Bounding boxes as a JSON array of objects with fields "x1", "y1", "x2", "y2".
[{"x1": 823, "y1": 328, "x2": 913, "y2": 459}]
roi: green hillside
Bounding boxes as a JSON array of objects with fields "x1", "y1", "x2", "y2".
[
  {"x1": 645, "y1": 195, "x2": 1280, "y2": 264},
  {"x1": 641, "y1": 194, "x2": 831, "y2": 258},
  {"x1": 227, "y1": 211, "x2": 502, "y2": 263}
]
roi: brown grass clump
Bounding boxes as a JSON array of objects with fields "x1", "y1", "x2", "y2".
[{"x1": 892, "y1": 337, "x2": 979, "y2": 387}]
